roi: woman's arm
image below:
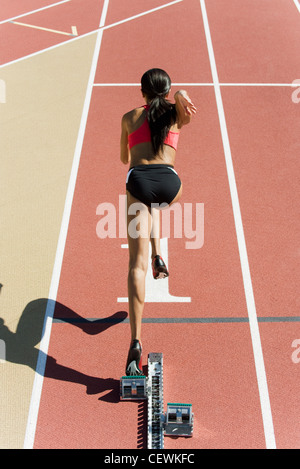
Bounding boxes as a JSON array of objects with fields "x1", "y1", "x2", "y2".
[
  {"x1": 174, "y1": 90, "x2": 197, "y2": 128},
  {"x1": 120, "y1": 114, "x2": 130, "y2": 164}
]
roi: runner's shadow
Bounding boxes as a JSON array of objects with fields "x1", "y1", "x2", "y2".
[{"x1": 0, "y1": 298, "x2": 127, "y2": 402}]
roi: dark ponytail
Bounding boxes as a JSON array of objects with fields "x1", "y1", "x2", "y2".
[{"x1": 141, "y1": 69, "x2": 177, "y2": 154}]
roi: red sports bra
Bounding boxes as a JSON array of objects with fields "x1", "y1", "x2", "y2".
[{"x1": 128, "y1": 105, "x2": 179, "y2": 150}]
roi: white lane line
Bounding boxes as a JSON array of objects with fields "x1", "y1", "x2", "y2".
[
  {"x1": 10, "y1": 20, "x2": 77, "y2": 37},
  {"x1": 293, "y1": 0, "x2": 300, "y2": 13},
  {"x1": 219, "y1": 83, "x2": 300, "y2": 86},
  {"x1": 0, "y1": 0, "x2": 71, "y2": 25},
  {"x1": 100, "y1": 0, "x2": 183, "y2": 32},
  {"x1": 8, "y1": 0, "x2": 182, "y2": 40},
  {"x1": 23, "y1": 0, "x2": 110, "y2": 450},
  {"x1": 0, "y1": 29, "x2": 93, "y2": 69},
  {"x1": 93, "y1": 82, "x2": 214, "y2": 86},
  {"x1": 0, "y1": 0, "x2": 183, "y2": 68},
  {"x1": 93, "y1": 82, "x2": 298, "y2": 87},
  {"x1": 199, "y1": 0, "x2": 276, "y2": 449}
]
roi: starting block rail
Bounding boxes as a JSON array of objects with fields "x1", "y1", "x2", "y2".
[
  {"x1": 147, "y1": 353, "x2": 164, "y2": 449},
  {"x1": 120, "y1": 353, "x2": 194, "y2": 449}
]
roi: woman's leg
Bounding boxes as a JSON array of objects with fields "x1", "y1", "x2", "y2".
[
  {"x1": 150, "y1": 206, "x2": 161, "y2": 259},
  {"x1": 150, "y1": 183, "x2": 183, "y2": 277},
  {"x1": 126, "y1": 191, "x2": 152, "y2": 342},
  {"x1": 151, "y1": 183, "x2": 183, "y2": 256}
]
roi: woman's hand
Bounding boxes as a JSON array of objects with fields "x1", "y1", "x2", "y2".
[{"x1": 174, "y1": 90, "x2": 197, "y2": 116}]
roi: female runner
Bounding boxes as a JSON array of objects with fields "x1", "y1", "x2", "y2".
[{"x1": 120, "y1": 68, "x2": 196, "y2": 375}]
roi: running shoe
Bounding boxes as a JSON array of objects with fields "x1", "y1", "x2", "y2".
[
  {"x1": 125, "y1": 340, "x2": 143, "y2": 376},
  {"x1": 152, "y1": 255, "x2": 169, "y2": 279}
]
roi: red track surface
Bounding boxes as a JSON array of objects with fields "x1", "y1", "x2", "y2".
[
  {"x1": 0, "y1": 0, "x2": 103, "y2": 64},
  {"x1": 2, "y1": 0, "x2": 300, "y2": 449}
]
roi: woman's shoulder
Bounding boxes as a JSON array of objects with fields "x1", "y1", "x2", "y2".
[
  {"x1": 123, "y1": 105, "x2": 145, "y2": 119},
  {"x1": 122, "y1": 106, "x2": 147, "y2": 132}
]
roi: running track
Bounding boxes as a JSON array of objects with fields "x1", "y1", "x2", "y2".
[{"x1": 1, "y1": 0, "x2": 300, "y2": 450}]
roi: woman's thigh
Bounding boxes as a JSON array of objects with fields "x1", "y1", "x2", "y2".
[{"x1": 126, "y1": 191, "x2": 152, "y2": 270}]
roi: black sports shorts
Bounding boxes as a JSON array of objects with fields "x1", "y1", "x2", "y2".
[{"x1": 126, "y1": 164, "x2": 181, "y2": 208}]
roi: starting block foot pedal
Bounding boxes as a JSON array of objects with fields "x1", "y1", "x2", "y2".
[
  {"x1": 163, "y1": 403, "x2": 194, "y2": 437},
  {"x1": 120, "y1": 375, "x2": 147, "y2": 400}
]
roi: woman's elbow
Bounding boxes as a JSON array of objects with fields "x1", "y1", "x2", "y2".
[
  {"x1": 120, "y1": 150, "x2": 130, "y2": 164},
  {"x1": 178, "y1": 114, "x2": 191, "y2": 128},
  {"x1": 183, "y1": 115, "x2": 192, "y2": 125}
]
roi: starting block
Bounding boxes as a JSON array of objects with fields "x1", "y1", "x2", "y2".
[
  {"x1": 120, "y1": 375, "x2": 147, "y2": 400},
  {"x1": 163, "y1": 403, "x2": 194, "y2": 437},
  {"x1": 120, "y1": 353, "x2": 194, "y2": 448}
]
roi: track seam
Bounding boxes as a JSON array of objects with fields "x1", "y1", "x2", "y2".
[{"x1": 52, "y1": 316, "x2": 300, "y2": 324}]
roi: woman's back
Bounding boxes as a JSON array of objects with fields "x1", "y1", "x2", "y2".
[
  {"x1": 120, "y1": 69, "x2": 196, "y2": 168},
  {"x1": 124, "y1": 104, "x2": 180, "y2": 168}
]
